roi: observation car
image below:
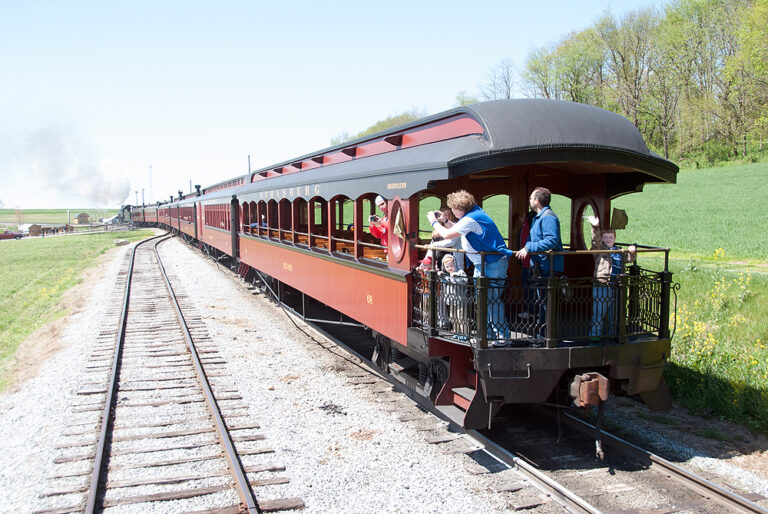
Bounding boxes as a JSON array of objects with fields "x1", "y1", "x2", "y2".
[{"x1": 133, "y1": 99, "x2": 678, "y2": 429}]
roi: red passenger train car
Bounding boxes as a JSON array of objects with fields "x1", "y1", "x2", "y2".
[{"x1": 132, "y1": 99, "x2": 678, "y2": 429}]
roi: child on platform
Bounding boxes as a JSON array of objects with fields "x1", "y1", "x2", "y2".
[
  {"x1": 588, "y1": 216, "x2": 636, "y2": 338},
  {"x1": 437, "y1": 254, "x2": 469, "y2": 338}
]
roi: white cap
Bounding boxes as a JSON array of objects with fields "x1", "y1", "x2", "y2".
[{"x1": 375, "y1": 195, "x2": 385, "y2": 206}]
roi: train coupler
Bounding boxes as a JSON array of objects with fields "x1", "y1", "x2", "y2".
[{"x1": 569, "y1": 372, "x2": 609, "y2": 409}]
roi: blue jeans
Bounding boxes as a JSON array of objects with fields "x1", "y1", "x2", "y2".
[
  {"x1": 591, "y1": 284, "x2": 616, "y2": 337},
  {"x1": 474, "y1": 257, "x2": 509, "y2": 340}
]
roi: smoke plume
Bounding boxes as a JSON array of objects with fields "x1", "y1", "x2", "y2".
[{"x1": 23, "y1": 126, "x2": 131, "y2": 207}]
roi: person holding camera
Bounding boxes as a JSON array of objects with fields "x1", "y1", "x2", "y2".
[
  {"x1": 419, "y1": 207, "x2": 463, "y2": 271},
  {"x1": 369, "y1": 195, "x2": 389, "y2": 252},
  {"x1": 427, "y1": 190, "x2": 513, "y2": 345}
]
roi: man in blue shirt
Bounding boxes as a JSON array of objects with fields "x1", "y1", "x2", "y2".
[{"x1": 515, "y1": 187, "x2": 563, "y2": 337}]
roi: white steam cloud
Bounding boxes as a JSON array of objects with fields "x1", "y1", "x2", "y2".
[{"x1": 23, "y1": 126, "x2": 131, "y2": 207}]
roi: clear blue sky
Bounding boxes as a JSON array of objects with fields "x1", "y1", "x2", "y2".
[{"x1": 0, "y1": 0, "x2": 657, "y2": 209}]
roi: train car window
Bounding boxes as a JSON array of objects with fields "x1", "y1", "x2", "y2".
[
  {"x1": 417, "y1": 195, "x2": 441, "y2": 244},
  {"x1": 257, "y1": 201, "x2": 266, "y2": 236},
  {"x1": 309, "y1": 197, "x2": 328, "y2": 247},
  {"x1": 241, "y1": 203, "x2": 250, "y2": 232},
  {"x1": 279, "y1": 198, "x2": 291, "y2": 241},
  {"x1": 267, "y1": 200, "x2": 278, "y2": 238},
  {"x1": 330, "y1": 196, "x2": 354, "y2": 255},
  {"x1": 389, "y1": 199, "x2": 407, "y2": 262},
  {"x1": 249, "y1": 202, "x2": 256, "y2": 234},
  {"x1": 481, "y1": 194, "x2": 510, "y2": 245},
  {"x1": 576, "y1": 202, "x2": 597, "y2": 250},
  {"x1": 294, "y1": 198, "x2": 309, "y2": 245},
  {"x1": 550, "y1": 194, "x2": 572, "y2": 248}
]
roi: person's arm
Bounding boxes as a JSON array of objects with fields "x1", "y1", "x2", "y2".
[
  {"x1": 369, "y1": 220, "x2": 385, "y2": 239},
  {"x1": 427, "y1": 211, "x2": 462, "y2": 240},
  {"x1": 588, "y1": 216, "x2": 600, "y2": 249},
  {"x1": 626, "y1": 244, "x2": 637, "y2": 263}
]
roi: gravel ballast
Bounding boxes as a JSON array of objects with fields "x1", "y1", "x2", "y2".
[{"x1": 2, "y1": 235, "x2": 767, "y2": 512}]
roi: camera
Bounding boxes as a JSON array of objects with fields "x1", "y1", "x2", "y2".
[{"x1": 369, "y1": 214, "x2": 379, "y2": 222}]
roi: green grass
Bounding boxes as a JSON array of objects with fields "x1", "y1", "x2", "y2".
[
  {"x1": 0, "y1": 229, "x2": 154, "y2": 390},
  {"x1": 613, "y1": 162, "x2": 768, "y2": 261},
  {"x1": 0, "y1": 208, "x2": 118, "y2": 228}
]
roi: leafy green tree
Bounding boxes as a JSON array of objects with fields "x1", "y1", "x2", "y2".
[
  {"x1": 554, "y1": 29, "x2": 607, "y2": 106},
  {"x1": 594, "y1": 8, "x2": 657, "y2": 129},
  {"x1": 522, "y1": 46, "x2": 561, "y2": 99},
  {"x1": 727, "y1": 0, "x2": 768, "y2": 153},
  {"x1": 455, "y1": 91, "x2": 479, "y2": 106}
]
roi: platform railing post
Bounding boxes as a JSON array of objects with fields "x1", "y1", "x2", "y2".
[
  {"x1": 628, "y1": 263, "x2": 640, "y2": 333},
  {"x1": 617, "y1": 272, "x2": 628, "y2": 344},
  {"x1": 475, "y1": 275, "x2": 488, "y2": 349},
  {"x1": 427, "y1": 270, "x2": 438, "y2": 336},
  {"x1": 545, "y1": 274, "x2": 559, "y2": 348},
  {"x1": 659, "y1": 270, "x2": 672, "y2": 339}
]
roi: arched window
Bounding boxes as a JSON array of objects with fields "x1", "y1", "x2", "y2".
[
  {"x1": 575, "y1": 201, "x2": 597, "y2": 250},
  {"x1": 550, "y1": 194, "x2": 572, "y2": 248},
  {"x1": 241, "y1": 203, "x2": 250, "y2": 232},
  {"x1": 294, "y1": 197, "x2": 309, "y2": 246},
  {"x1": 279, "y1": 198, "x2": 292, "y2": 241},
  {"x1": 309, "y1": 197, "x2": 329, "y2": 249},
  {"x1": 267, "y1": 200, "x2": 279, "y2": 238},
  {"x1": 330, "y1": 195, "x2": 354, "y2": 255},
  {"x1": 481, "y1": 194, "x2": 510, "y2": 245},
  {"x1": 257, "y1": 200, "x2": 267, "y2": 237}
]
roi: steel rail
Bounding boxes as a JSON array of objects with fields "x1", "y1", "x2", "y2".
[
  {"x1": 153, "y1": 237, "x2": 260, "y2": 513},
  {"x1": 85, "y1": 234, "x2": 165, "y2": 513},
  {"x1": 562, "y1": 412, "x2": 767, "y2": 513},
  {"x1": 273, "y1": 304, "x2": 600, "y2": 514}
]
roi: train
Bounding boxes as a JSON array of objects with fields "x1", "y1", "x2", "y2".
[{"x1": 129, "y1": 99, "x2": 678, "y2": 430}]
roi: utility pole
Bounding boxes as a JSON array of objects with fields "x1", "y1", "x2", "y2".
[
  {"x1": 141, "y1": 188, "x2": 145, "y2": 206},
  {"x1": 135, "y1": 190, "x2": 138, "y2": 205},
  {"x1": 149, "y1": 165, "x2": 153, "y2": 204}
]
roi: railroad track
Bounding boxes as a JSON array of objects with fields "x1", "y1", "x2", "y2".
[
  {"x1": 244, "y1": 257, "x2": 767, "y2": 513},
  {"x1": 38, "y1": 235, "x2": 303, "y2": 513}
]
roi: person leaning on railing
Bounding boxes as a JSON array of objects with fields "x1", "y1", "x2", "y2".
[
  {"x1": 418, "y1": 207, "x2": 464, "y2": 272},
  {"x1": 588, "y1": 215, "x2": 636, "y2": 339},
  {"x1": 514, "y1": 187, "x2": 564, "y2": 336},
  {"x1": 427, "y1": 190, "x2": 515, "y2": 345}
]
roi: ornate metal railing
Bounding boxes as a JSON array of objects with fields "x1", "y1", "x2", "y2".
[{"x1": 411, "y1": 246, "x2": 672, "y2": 349}]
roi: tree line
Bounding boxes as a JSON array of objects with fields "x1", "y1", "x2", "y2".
[
  {"x1": 340, "y1": 0, "x2": 767, "y2": 168},
  {"x1": 484, "y1": 0, "x2": 768, "y2": 166}
]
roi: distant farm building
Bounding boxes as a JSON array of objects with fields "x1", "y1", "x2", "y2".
[
  {"x1": 27, "y1": 224, "x2": 71, "y2": 236},
  {"x1": 75, "y1": 213, "x2": 90, "y2": 225}
]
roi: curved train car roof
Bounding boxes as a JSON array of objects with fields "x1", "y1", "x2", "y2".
[{"x1": 197, "y1": 99, "x2": 677, "y2": 205}]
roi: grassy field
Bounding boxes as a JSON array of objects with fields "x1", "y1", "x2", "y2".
[
  {"x1": 0, "y1": 229, "x2": 154, "y2": 390},
  {"x1": 0, "y1": 208, "x2": 119, "y2": 227}
]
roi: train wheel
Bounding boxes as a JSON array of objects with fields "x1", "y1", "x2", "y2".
[
  {"x1": 371, "y1": 334, "x2": 391, "y2": 374},
  {"x1": 425, "y1": 358, "x2": 449, "y2": 401}
]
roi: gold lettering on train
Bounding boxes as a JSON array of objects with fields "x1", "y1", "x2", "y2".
[
  {"x1": 387, "y1": 182, "x2": 406, "y2": 190},
  {"x1": 305, "y1": 185, "x2": 310, "y2": 195},
  {"x1": 283, "y1": 262, "x2": 293, "y2": 272},
  {"x1": 366, "y1": 294, "x2": 373, "y2": 304}
]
